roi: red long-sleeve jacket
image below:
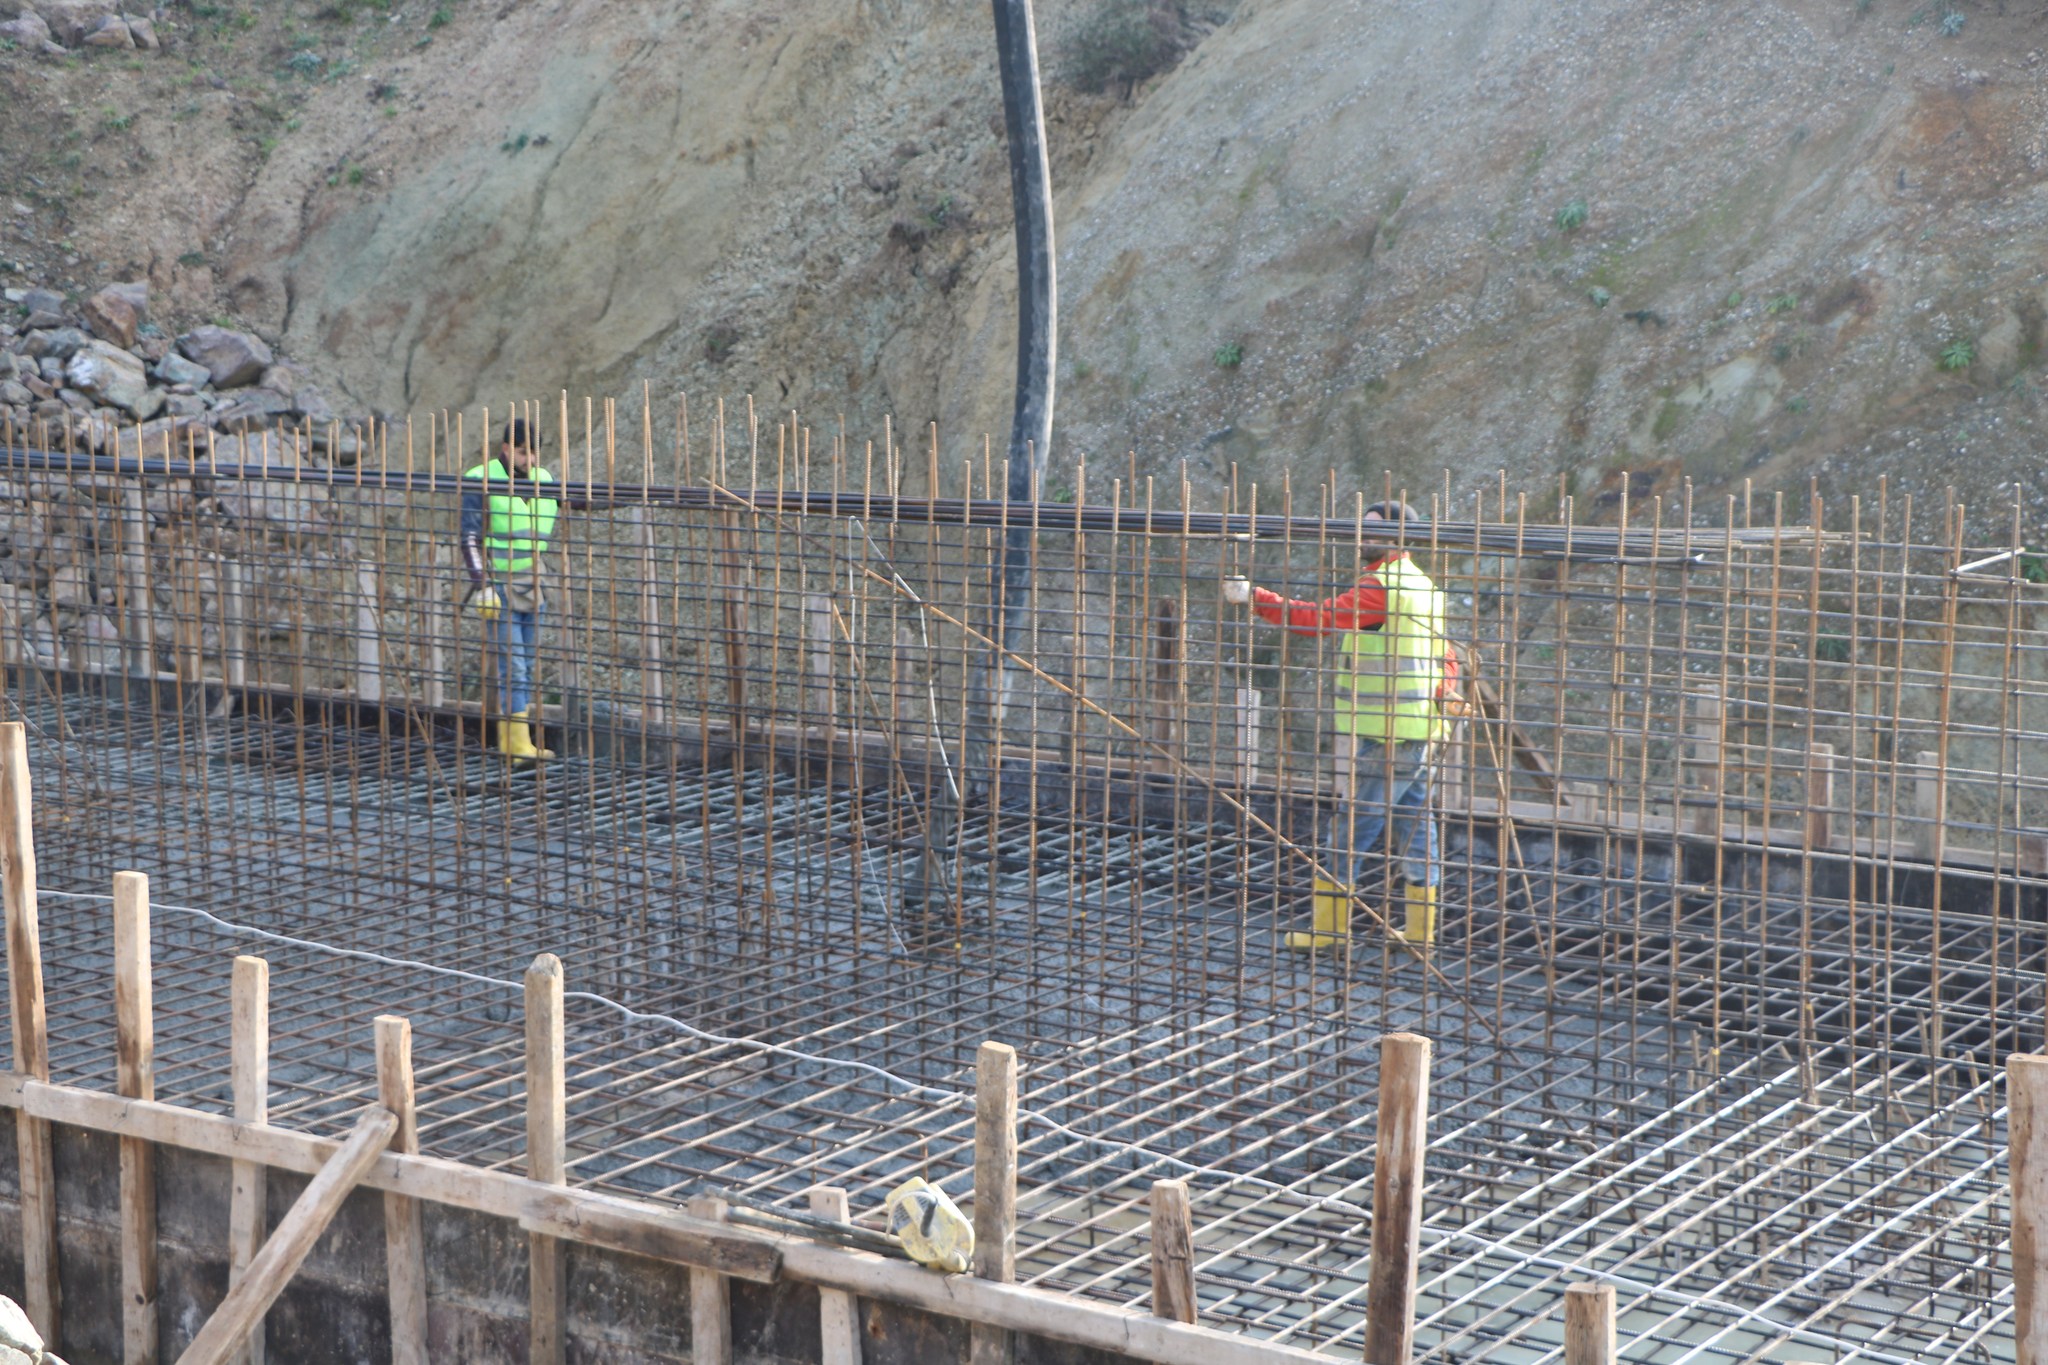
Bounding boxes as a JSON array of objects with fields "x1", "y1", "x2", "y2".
[{"x1": 1249, "y1": 554, "x2": 1461, "y2": 692}]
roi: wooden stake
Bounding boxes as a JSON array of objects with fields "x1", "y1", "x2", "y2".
[
  {"x1": 229, "y1": 955, "x2": 269, "y2": 1365},
  {"x1": 116, "y1": 871, "x2": 158, "y2": 1365},
  {"x1": 1233, "y1": 687, "x2": 1260, "y2": 788},
  {"x1": 1, "y1": 721, "x2": 59, "y2": 1345},
  {"x1": 525, "y1": 954, "x2": 567, "y2": 1365},
  {"x1": 1804, "y1": 742, "x2": 1836, "y2": 852},
  {"x1": 222, "y1": 559, "x2": 247, "y2": 691},
  {"x1": 173, "y1": 1108, "x2": 399, "y2": 1365},
  {"x1": 1364, "y1": 1032, "x2": 1430, "y2": 1365},
  {"x1": 1149, "y1": 599, "x2": 1181, "y2": 759},
  {"x1": 1915, "y1": 749, "x2": 1946, "y2": 863},
  {"x1": 355, "y1": 562, "x2": 384, "y2": 705},
  {"x1": 121, "y1": 485, "x2": 151, "y2": 677},
  {"x1": 1686, "y1": 688, "x2": 1722, "y2": 837},
  {"x1": 805, "y1": 592, "x2": 834, "y2": 734},
  {"x1": 1149, "y1": 1180, "x2": 1196, "y2": 1324},
  {"x1": 2013, "y1": 1053, "x2": 2048, "y2": 1365},
  {"x1": 688, "y1": 1195, "x2": 733, "y2": 1365},
  {"x1": 376, "y1": 1017, "x2": 428, "y2": 1365},
  {"x1": 971, "y1": 1040, "x2": 1018, "y2": 1365},
  {"x1": 638, "y1": 512, "x2": 666, "y2": 727},
  {"x1": 1562, "y1": 1283, "x2": 1615, "y2": 1365},
  {"x1": 809, "y1": 1188, "x2": 862, "y2": 1365}
]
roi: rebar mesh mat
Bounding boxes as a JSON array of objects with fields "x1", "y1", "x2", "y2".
[{"x1": 8, "y1": 688, "x2": 2023, "y2": 1361}]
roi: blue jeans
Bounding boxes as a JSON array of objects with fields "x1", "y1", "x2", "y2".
[
  {"x1": 1332, "y1": 736, "x2": 1439, "y2": 889},
  {"x1": 487, "y1": 605, "x2": 542, "y2": 715}
]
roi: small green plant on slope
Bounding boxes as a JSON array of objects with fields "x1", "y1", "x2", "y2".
[
  {"x1": 1938, "y1": 337, "x2": 1975, "y2": 371},
  {"x1": 1554, "y1": 199, "x2": 1588, "y2": 232},
  {"x1": 1213, "y1": 341, "x2": 1243, "y2": 368},
  {"x1": 2018, "y1": 554, "x2": 2047, "y2": 585},
  {"x1": 1765, "y1": 293, "x2": 1799, "y2": 315},
  {"x1": 1064, "y1": 0, "x2": 1195, "y2": 95}
]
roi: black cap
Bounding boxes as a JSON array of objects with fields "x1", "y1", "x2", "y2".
[
  {"x1": 503, "y1": 417, "x2": 537, "y2": 451},
  {"x1": 1363, "y1": 500, "x2": 1424, "y2": 526}
]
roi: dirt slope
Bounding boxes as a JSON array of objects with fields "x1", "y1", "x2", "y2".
[{"x1": 3, "y1": 0, "x2": 2045, "y2": 524}]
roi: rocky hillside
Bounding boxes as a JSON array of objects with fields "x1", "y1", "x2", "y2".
[{"x1": 3, "y1": 0, "x2": 2046, "y2": 530}]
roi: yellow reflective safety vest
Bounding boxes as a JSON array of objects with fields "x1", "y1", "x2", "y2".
[
  {"x1": 464, "y1": 458, "x2": 558, "y2": 576},
  {"x1": 1333, "y1": 557, "x2": 1446, "y2": 743}
]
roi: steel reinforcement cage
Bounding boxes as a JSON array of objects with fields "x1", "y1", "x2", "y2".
[{"x1": 0, "y1": 401, "x2": 2044, "y2": 1361}]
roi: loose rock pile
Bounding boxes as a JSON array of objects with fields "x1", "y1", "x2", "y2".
[
  {"x1": 3, "y1": 278, "x2": 361, "y2": 461},
  {"x1": 0, "y1": 280, "x2": 372, "y2": 677},
  {"x1": 0, "y1": 0, "x2": 161, "y2": 54},
  {"x1": 0, "y1": 1296, "x2": 67, "y2": 1365}
]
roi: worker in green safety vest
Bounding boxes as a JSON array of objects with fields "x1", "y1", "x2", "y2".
[
  {"x1": 461, "y1": 418, "x2": 561, "y2": 762},
  {"x1": 1224, "y1": 500, "x2": 1450, "y2": 950}
]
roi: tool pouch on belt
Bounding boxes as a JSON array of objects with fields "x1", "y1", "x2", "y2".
[
  {"x1": 502, "y1": 574, "x2": 546, "y2": 615},
  {"x1": 1436, "y1": 642, "x2": 1474, "y2": 721}
]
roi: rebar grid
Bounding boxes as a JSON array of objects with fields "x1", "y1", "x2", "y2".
[{"x1": 0, "y1": 403, "x2": 2042, "y2": 1360}]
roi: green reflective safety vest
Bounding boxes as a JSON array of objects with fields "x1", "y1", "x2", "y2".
[
  {"x1": 464, "y1": 458, "x2": 559, "y2": 576},
  {"x1": 1333, "y1": 556, "x2": 1446, "y2": 743}
]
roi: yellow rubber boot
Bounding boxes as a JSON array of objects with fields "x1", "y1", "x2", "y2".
[
  {"x1": 1286, "y1": 878, "x2": 1354, "y2": 950},
  {"x1": 1402, "y1": 883, "x2": 1439, "y2": 946},
  {"x1": 516, "y1": 709, "x2": 554, "y2": 760},
  {"x1": 496, "y1": 718, "x2": 524, "y2": 760}
]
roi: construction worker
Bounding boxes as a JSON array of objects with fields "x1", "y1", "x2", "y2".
[
  {"x1": 462, "y1": 418, "x2": 560, "y2": 762},
  {"x1": 1224, "y1": 500, "x2": 1447, "y2": 949}
]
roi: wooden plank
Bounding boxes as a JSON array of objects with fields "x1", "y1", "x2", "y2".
[
  {"x1": 228, "y1": 955, "x2": 269, "y2": 1365},
  {"x1": 1472, "y1": 678, "x2": 1560, "y2": 801},
  {"x1": 776, "y1": 1240, "x2": 1325, "y2": 1365},
  {"x1": 808, "y1": 1188, "x2": 862, "y2": 1365},
  {"x1": 173, "y1": 1108, "x2": 399, "y2": 1365},
  {"x1": 121, "y1": 485, "x2": 152, "y2": 676},
  {"x1": 1364, "y1": 1032, "x2": 1431, "y2": 1365},
  {"x1": 688, "y1": 1195, "x2": 733, "y2": 1365},
  {"x1": 513, "y1": 1191, "x2": 780, "y2": 1283},
  {"x1": 1563, "y1": 1283, "x2": 1615, "y2": 1365},
  {"x1": 1149, "y1": 598, "x2": 1181, "y2": 758},
  {"x1": 1149, "y1": 1180, "x2": 1196, "y2": 1324},
  {"x1": 971, "y1": 1040, "x2": 1019, "y2": 1365},
  {"x1": 804, "y1": 592, "x2": 833, "y2": 735},
  {"x1": 525, "y1": 954, "x2": 567, "y2": 1365},
  {"x1": 376, "y1": 1017, "x2": 428, "y2": 1365},
  {"x1": 222, "y1": 560, "x2": 247, "y2": 691},
  {"x1": 2014, "y1": 1054, "x2": 2048, "y2": 1365},
  {"x1": 116, "y1": 870, "x2": 159, "y2": 1365},
  {"x1": 0, "y1": 721, "x2": 59, "y2": 1346}
]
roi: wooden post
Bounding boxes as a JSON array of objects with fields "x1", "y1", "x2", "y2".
[
  {"x1": 116, "y1": 871, "x2": 159, "y2": 1365},
  {"x1": 1563, "y1": 1283, "x2": 1615, "y2": 1365},
  {"x1": 1686, "y1": 688, "x2": 1722, "y2": 837},
  {"x1": 1, "y1": 721, "x2": 59, "y2": 1345},
  {"x1": 229, "y1": 955, "x2": 269, "y2": 1365},
  {"x1": 1232, "y1": 688, "x2": 1260, "y2": 789},
  {"x1": 688, "y1": 1195, "x2": 733, "y2": 1365},
  {"x1": 1804, "y1": 742, "x2": 1836, "y2": 852},
  {"x1": 808, "y1": 1187, "x2": 862, "y2": 1365},
  {"x1": 1149, "y1": 1179, "x2": 1196, "y2": 1324},
  {"x1": 355, "y1": 562, "x2": 384, "y2": 706},
  {"x1": 2022, "y1": 834, "x2": 2048, "y2": 879},
  {"x1": 1567, "y1": 781, "x2": 1604, "y2": 824},
  {"x1": 1149, "y1": 599, "x2": 1181, "y2": 761},
  {"x1": 173, "y1": 1108, "x2": 399, "y2": 1365},
  {"x1": 1364, "y1": 1032, "x2": 1430, "y2": 1365},
  {"x1": 376, "y1": 1017, "x2": 429, "y2": 1365},
  {"x1": 526, "y1": 954, "x2": 567, "y2": 1365},
  {"x1": 638, "y1": 512, "x2": 666, "y2": 728},
  {"x1": 1915, "y1": 750, "x2": 1946, "y2": 863},
  {"x1": 176, "y1": 548, "x2": 203, "y2": 685},
  {"x1": 121, "y1": 484, "x2": 151, "y2": 677},
  {"x1": 2013, "y1": 1053, "x2": 2048, "y2": 1365},
  {"x1": 804, "y1": 592, "x2": 834, "y2": 735},
  {"x1": 971, "y1": 1040, "x2": 1018, "y2": 1365},
  {"x1": 221, "y1": 560, "x2": 247, "y2": 691},
  {"x1": 425, "y1": 579, "x2": 448, "y2": 711}
]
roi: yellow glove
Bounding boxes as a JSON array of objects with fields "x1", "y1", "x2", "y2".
[
  {"x1": 883, "y1": 1177, "x2": 974, "y2": 1274},
  {"x1": 472, "y1": 584, "x2": 501, "y2": 622}
]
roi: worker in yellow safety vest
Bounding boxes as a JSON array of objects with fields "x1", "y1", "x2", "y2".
[
  {"x1": 461, "y1": 418, "x2": 561, "y2": 762},
  {"x1": 1224, "y1": 501, "x2": 1450, "y2": 948}
]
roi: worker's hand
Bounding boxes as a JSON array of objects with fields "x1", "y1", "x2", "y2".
[
  {"x1": 1222, "y1": 576, "x2": 1252, "y2": 605},
  {"x1": 471, "y1": 584, "x2": 501, "y2": 622}
]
